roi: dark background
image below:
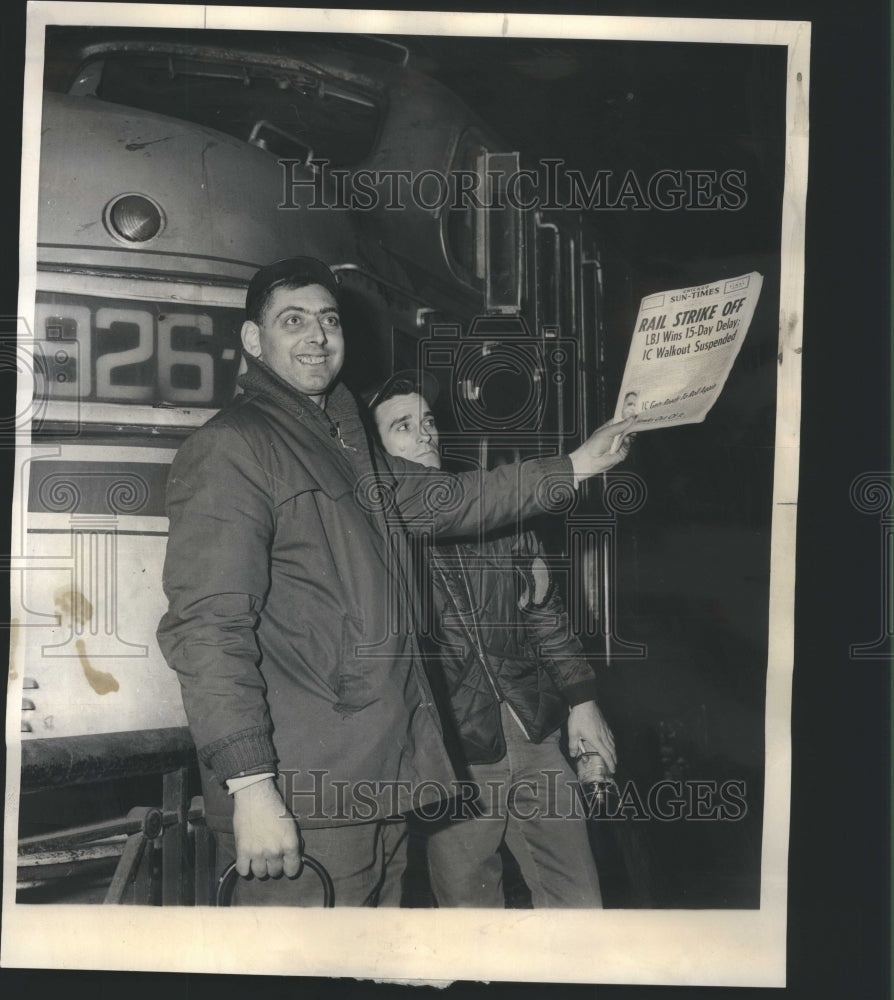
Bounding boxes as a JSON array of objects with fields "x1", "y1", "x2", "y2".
[
  {"x1": 0, "y1": 0, "x2": 889, "y2": 997},
  {"x1": 387, "y1": 32, "x2": 786, "y2": 910}
]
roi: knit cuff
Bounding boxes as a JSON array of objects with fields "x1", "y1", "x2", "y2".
[
  {"x1": 199, "y1": 727, "x2": 279, "y2": 785},
  {"x1": 562, "y1": 678, "x2": 600, "y2": 707}
]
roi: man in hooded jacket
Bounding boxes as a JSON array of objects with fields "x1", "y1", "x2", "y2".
[{"x1": 368, "y1": 371, "x2": 615, "y2": 907}]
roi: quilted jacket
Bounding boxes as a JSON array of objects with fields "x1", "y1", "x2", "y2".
[{"x1": 426, "y1": 532, "x2": 599, "y2": 766}]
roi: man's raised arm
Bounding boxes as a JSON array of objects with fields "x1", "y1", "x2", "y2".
[{"x1": 384, "y1": 415, "x2": 636, "y2": 539}]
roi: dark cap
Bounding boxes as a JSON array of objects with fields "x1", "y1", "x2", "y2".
[
  {"x1": 245, "y1": 257, "x2": 340, "y2": 322},
  {"x1": 363, "y1": 369, "x2": 440, "y2": 411}
]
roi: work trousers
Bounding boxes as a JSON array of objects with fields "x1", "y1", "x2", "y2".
[{"x1": 426, "y1": 703, "x2": 603, "y2": 908}]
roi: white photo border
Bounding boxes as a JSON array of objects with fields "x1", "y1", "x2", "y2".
[{"x1": 3, "y1": 2, "x2": 808, "y2": 986}]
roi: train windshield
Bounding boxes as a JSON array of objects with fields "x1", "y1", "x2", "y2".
[{"x1": 70, "y1": 51, "x2": 381, "y2": 165}]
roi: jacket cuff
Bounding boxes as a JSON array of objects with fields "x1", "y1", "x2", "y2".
[
  {"x1": 562, "y1": 678, "x2": 601, "y2": 706},
  {"x1": 199, "y1": 727, "x2": 279, "y2": 785}
]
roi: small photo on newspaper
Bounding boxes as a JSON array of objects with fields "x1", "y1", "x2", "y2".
[{"x1": 612, "y1": 272, "x2": 763, "y2": 440}]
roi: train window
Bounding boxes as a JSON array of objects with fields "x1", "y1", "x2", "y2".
[
  {"x1": 73, "y1": 53, "x2": 381, "y2": 166},
  {"x1": 535, "y1": 220, "x2": 561, "y2": 332},
  {"x1": 444, "y1": 129, "x2": 489, "y2": 287}
]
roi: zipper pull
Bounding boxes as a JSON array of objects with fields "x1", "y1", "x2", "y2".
[{"x1": 332, "y1": 421, "x2": 357, "y2": 451}]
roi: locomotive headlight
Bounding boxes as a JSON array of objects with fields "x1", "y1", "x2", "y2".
[{"x1": 104, "y1": 193, "x2": 165, "y2": 243}]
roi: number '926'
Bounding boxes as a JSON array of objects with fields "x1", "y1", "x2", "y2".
[{"x1": 34, "y1": 293, "x2": 243, "y2": 408}]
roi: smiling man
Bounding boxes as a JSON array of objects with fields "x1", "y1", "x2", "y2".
[
  {"x1": 240, "y1": 277, "x2": 344, "y2": 403},
  {"x1": 157, "y1": 257, "x2": 634, "y2": 906}
]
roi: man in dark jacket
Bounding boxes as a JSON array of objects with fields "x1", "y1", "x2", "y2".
[
  {"x1": 368, "y1": 372, "x2": 615, "y2": 907},
  {"x1": 157, "y1": 258, "x2": 634, "y2": 905}
]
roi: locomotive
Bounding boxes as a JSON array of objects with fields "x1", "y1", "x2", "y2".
[{"x1": 13, "y1": 27, "x2": 612, "y2": 903}]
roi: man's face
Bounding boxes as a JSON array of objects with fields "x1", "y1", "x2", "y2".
[
  {"x1": 374, "y1": 392, "x2": 441, "y2": 469},
  {"x1": 241, "y1": 283, "x2": 344, "y2": 405}
]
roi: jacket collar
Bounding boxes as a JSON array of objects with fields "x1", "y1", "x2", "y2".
[
  {"x1": 238, "y1": 353, "x2": 375, "y2": 461},
  {"x1": 239, "y1": 352, "x2": 325, "y2": 414}
]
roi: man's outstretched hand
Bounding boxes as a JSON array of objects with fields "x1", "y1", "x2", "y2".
[
  {"x1": 233, "y1": 777, "x2": 303, "y2": 879},
  {"x1": 568, "y1": 416, "x2": 637, "y2": 480}
]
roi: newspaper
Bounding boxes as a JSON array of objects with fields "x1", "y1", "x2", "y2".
[{"x1": 612, "y1": 272, "x2": 763, "y2": 431}]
